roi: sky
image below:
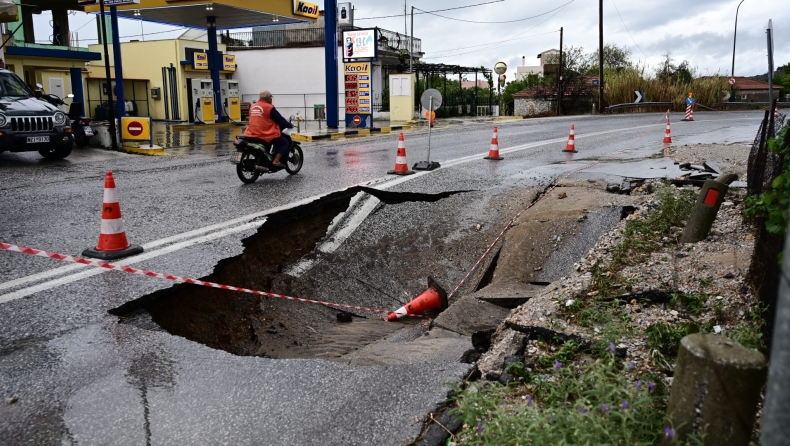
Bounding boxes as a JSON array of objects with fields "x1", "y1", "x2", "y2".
[{"x1": 31, "y1": 0, "x2": 789, "y2": 79}]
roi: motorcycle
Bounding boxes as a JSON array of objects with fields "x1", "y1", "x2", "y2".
[
  {"x1": 231, "y1": 128, "x2": 304, "y2": 183},
  {"x1": 35, "y1": 84, "x2": 93, "y2": 147}
]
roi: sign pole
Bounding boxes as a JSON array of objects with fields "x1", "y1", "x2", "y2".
[
  {"x1": 325, "y1": 0, "x2": 338, "y2": 129},
  {"x1": 426, "y1": 95, "x2": 432, "y2": 163},
  {"x1": 98, "y1": 0, "x2": 118, "y2": 151}
]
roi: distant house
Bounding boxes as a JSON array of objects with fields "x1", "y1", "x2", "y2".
[
  {"x1": 729, "y1": 77, "x2": 783, "y2": 102},
  {"x1": 512, "y1": 76, "x2": 597, "y2": 116},
  {"x1": 516, "y1": 49, "x2": 560, "y2": 80},
  {"x1": 461, "y1": 80, "x2": 489, "y2": 89}
]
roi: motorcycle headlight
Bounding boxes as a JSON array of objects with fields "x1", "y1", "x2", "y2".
[
  {"x1": 0, "y1": 114, "x2": 6, "y2": 127},
  {"x1": 54, "y1": 112, "x2": 68, "y2": 126}
]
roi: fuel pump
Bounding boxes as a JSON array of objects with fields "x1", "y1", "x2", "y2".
[
  {"x1": 220, "y1": 80, "x2": 241, "y2": 122},
  {"x1": 191, "y1": 79, "x2": 215, "y2": 124}
]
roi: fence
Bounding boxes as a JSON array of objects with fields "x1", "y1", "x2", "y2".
[{"x1": 240, "y1": 93, "x2": 385, "y2": 121}]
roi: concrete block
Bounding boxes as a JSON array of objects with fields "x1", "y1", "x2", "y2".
[
  {"x1": 474, "y1": 279, "x2": 546, "y2": 308},
  {"x1": 433, "y1": 294, "x2": 511, "y2": 336},
  {"x1": 666, "y1": 334, "x2": 766, "y2": 445}
]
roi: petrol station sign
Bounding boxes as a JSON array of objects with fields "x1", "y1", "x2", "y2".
[
  {"x1": 293, "y1": 1, "x2": 320, "y2": 19},
  {"x1": 344, "y1": 62, "x2": 372, "y2": 128}
]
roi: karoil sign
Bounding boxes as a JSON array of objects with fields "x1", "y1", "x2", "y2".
[
  {"x1": 193, "y1": 52, "x2": 208, "y2": 70},
  {"x1": 293, "y1": 1, "x2": 319, "y2": 19}
]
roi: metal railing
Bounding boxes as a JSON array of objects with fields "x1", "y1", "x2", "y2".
[
  {"x1": 240, "y1": 93, "x2": 389, "y2": 121},
  {"x1": 224, "y1": 27, "x2": 421, "y2": 54}
]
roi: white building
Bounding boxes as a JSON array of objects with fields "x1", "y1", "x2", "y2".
[{"x1": 515, "y1": 49, "x2": 560, "y2": 80}]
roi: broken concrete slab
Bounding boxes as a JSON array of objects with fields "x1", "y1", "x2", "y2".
[
  {"x1": 703, "y1": 161, "x2": 723, "y2": 175},
  {"x1": 473, "y1": 280, "x2": 546, "y2": 309},
  {"x1": 433, "y1": 294, "x2": 511, "y2": 336},
  {"x1": 344, "y1": 327, "x2": 473, "y2": 366},
  {"x1": 689, "y1": 171, "x2": 714, "y2": 180}
]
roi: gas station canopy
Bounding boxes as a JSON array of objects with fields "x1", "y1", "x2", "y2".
[{"x1": 85, "y1": 0, "x2": 316, "y2": 29}]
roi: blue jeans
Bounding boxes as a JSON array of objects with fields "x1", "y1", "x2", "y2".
[{"x1": 271, "y1": 136, "x2": 290, "y2": 157}]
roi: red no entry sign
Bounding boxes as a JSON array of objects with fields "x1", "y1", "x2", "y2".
[
  {"x1": 127, "y1": 121, "x2": 144, "y2": 136},
  {"x1": 353, "y1": 115, "x2": 362, "y2": 126}
]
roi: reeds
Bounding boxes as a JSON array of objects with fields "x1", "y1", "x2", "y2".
[{"x1": 603, "y1": 66, "x2": 728, "y2": 111}]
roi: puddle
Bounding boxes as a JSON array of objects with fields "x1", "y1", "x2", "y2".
[{"x1": 110, "y1": 186, "x2": 468, "y2": 360}]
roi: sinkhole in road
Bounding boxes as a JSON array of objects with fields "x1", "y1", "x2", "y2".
[{"x1": 111, "y1": 186, "x2": 471, "y2": 360}]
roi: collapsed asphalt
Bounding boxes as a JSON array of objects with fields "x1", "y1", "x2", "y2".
[{"x1": 0, "y1": 111, "x2": 764, "y2": 445}]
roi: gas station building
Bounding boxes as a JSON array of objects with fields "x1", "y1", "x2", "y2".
[{"x1": 83, "y1": 0, "x2": 316, "y2": 123}]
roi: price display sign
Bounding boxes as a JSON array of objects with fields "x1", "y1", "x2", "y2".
[{"x1": 343, "y1": 62, "x2": 372, "y2": 127}]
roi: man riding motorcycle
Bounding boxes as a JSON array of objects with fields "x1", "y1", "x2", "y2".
[{"x1": 244, "y1": 90, "x2": 294, "y2": 169}]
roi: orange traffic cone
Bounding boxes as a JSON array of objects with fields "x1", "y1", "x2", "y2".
[
  {"x1": 387, "y1": 133, "x2": 415, "y2": 175},
  {"x1": 386, "y1": 277, "x2": 448, "y2": 321},
  {"x1": 563, "y1": 125, "x2": 577, "y2": 153},
  {"x1": 663, "y1": 119, "x2": 672, "y2": 144},
  {"x1": 775, "y1": 107, "x2": 779, "y2": 118},
  {"x1": 484, "y1": 126, "x2": 504, "y2": 160},
  {"x1": 82, "y1": 171, "x2": 143, "y2": 260}
]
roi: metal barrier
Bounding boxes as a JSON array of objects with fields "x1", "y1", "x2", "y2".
[{"x1": 605, "y1": 102, "x2": 673, "y2": 112}]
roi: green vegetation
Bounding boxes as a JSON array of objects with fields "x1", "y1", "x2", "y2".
[
  {"x1": 730, "y1": 302, "x2": 767, "y2": 353},
  {"x1": 745, "y1": 122, "x2": 790, "y2": 238},
  {"x1": 451, "y1": 353, "x2": 674, "y2": 445}
]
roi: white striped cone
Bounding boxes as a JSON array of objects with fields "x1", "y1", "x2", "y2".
[
  {"x1": 82, "y1": 171, "x2": 143, "y2": 260},
  {"x1": 663, "y1": 120, "x2": 672, "y2": 144},
  {"x1": 484, "y1": 126, "x2": 503, "y2": 160},
  {"x1": 387, "y1": 133, "x2": 415, "y2": 175},
  {"x1": 563, "y1": 125, "x2": 577, "y2": 153},
  {"x1": 775, "y1": 107, "x2": 779, "y2": 118}
]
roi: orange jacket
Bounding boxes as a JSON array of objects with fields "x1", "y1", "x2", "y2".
[{"x1": 244, "y1": 100, "x2": 281, "y2": 142}]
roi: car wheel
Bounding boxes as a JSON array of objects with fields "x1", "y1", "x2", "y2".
[{"x1": 39, "y1": 143, "x2": 73, "y2": 160}]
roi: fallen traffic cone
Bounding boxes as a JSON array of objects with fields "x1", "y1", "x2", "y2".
[
  {"x1": 386, "y1": 277, "x2": 448, "y2": 321},
  {"x1": 387, "y1": 133, "x2": 415, "y2": 175},
  {"x1": 663, "y1": 119, "x2": 673, "y2": 144},
  {"x1": 484, "y1": 126, "x2": 504, "y2": 160},
  {"x1": 563, "y1": 125, "x2": 577, "y2": 153},
  {"x1": 82, "y1": 171, "x2": 144, "y2": 260}
]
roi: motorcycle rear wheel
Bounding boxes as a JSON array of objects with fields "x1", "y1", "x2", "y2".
[
  {"x1": 236, "y1": 151, "x2": 261, "y2": 184},
  {"x1": 285, "y1": 145, "x2": 303, "y2": 175}
]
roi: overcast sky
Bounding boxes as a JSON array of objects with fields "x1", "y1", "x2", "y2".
[{"x1": 33, "y1": 0, "x2": 788, "y2": 78}]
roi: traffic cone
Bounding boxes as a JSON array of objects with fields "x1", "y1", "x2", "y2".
[
  {"x1": 563, "y1": 125, "x2": 577, "y2": 153},
  {"x1": 386, "y1": 277, "x2": 448, "y2": 321},
  {"x1": 484, "y1": 126, "x2": 504, "y2": 160},
  {"x1": 775, "y1": 107, "x2": 779, "y2": 118},
  {"x1": 663, "y1": 119, "x2": 672, "y2": 144},
  {"x1": 387, "y1": 133, "x2": 415, "y2": 175},
  {"x1": 82, "y1": 171, "x2": 144, "y2": 260}
]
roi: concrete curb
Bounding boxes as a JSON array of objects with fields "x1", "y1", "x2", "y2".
[
  {"x1": 493, "y1": 116, "x2": 525, "y2": 122},
  {"x1": 291, "y1": 125, "x2": 413, "y2": 142},
  {"x1": 121, "y1": 144, "x2": 166, "y2": 156}
]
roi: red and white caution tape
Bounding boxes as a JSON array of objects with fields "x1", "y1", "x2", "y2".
[{"x1": 0, "y1": 242, "x2": 396, "y2": 317}]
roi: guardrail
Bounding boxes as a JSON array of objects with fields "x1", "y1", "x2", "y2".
[
  {"x1": 605, "y1": 102, "x2": 673, "y2": 112},
  {"x1": 713, "y1": 102, "x2": 790, "y2": 108}
]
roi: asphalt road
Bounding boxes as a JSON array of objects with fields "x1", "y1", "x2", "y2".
[{"x1": 0, "y1": 111, "x2": 763, "y2": 445}]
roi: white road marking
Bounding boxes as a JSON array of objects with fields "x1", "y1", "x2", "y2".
[
  {"x1": 1, "y1": 115, "x2": 760, "y2": 302},
  {"x1": 0, "y1": 220, "x2": 264, "y2": 304}
]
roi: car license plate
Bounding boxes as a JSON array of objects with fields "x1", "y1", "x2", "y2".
[
  {"x1": 27, "y1": 136, "x2": 50, "y2": 144},
  {"x1": 231, "y1": 152, "x2": 242, "y2": 163},
  {"x1": 84, "y1": 126, "x2": 94, "y2": 136}
]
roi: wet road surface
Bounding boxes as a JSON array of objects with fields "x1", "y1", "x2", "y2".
[{"x1": 0, "y1": 111, "x2": 763, "y2": 445}]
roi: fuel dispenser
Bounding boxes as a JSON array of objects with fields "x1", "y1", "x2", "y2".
[
  {"x1": 191, "y1": 79, "x2": 215, "y2": 124},
  {"x1": 220, "y1": 80, "x2": 241, "y2": 122}
]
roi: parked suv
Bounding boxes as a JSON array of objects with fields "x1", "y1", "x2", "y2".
[{"x1": 0, "y1": 68, "x2": 73, "y2": 160}]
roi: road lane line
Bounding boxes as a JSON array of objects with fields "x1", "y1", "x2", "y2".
[
  {"x1": 0, "y1": 220, "x2": 264, "y2": 304},
  {"x1": 2, "y1": 115, "x2": 760, "y2": 300}
]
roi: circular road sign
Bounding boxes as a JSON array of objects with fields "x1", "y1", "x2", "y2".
[
  {"x1": 353, "y1": 115, "x2": 362, "y2": 125},
  {"x1": 420, "y1": 88, "x2": 443, "y2": 111},
  {"x1": 729, "y1": 78, "x2": 736, "y2": 85},
  {"x1": 494, "y1": 61, "x2": 507, "y2": 75},
  {"x1": 127, "y1": 120, "x2": 144, "y2": 137}
]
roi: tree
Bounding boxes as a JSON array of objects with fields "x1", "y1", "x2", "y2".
[
  {"x1": 587, "y1": 43, "x2": 633, "y2": 73},
  {"x1": 655, "y1": 52, "x2": 693, "y2": 83},
  {"x1": 532, "y1": 46, "x2": 593, "y2": 113}
]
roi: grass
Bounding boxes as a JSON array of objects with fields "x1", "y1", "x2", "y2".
[
  {"x1": 730, "y1": 302, "x2": 767, "y2": 353},
  {"x1": 604, "y1": 67, "x2": 728, "y2": 109},
  {"x1": 451, "y1": 353, "x2": 676, "y2": 445}
]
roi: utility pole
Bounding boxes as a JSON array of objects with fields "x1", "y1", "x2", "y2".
[
  {"x1": 98, "y1": 0, "x2": 118, "y2": 151},
  {"x1": 558, "y1": 27, "x2": 563, "y2": 117},
  {"x1": 409, "y1": 6, "x2": 414, "y2": 73},
  {"x1": 730, "y1": 0, "x2": 746, "y2": 102},
  {"x1": 598, "y1": 0, "x2": 604, "y2": 114}
]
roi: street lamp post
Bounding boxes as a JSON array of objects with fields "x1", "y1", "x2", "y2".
[{"x1": 730, "y1": 0, "x2": 746, "y2": 102}]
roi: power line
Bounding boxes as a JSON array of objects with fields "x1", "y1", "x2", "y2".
[
  {"x1": 609, "y1": 0, "x2": 649, "y2": 60},
  {"x1": 415, "y1": 0, "x2": 575, "y2": 24},
  {"x1": 355, "y1": 0, "x2": 504, "y2": 20},
  {"x1": 423, "y1": 1, "x2": 573, "y2": 60},
  {"x1": 428, "y1": 30, "x2": 558, "y2": 55}
]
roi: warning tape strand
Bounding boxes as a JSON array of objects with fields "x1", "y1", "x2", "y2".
[{"x1": 0, "y1": 242, "x2": 396, "y2": 317}]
